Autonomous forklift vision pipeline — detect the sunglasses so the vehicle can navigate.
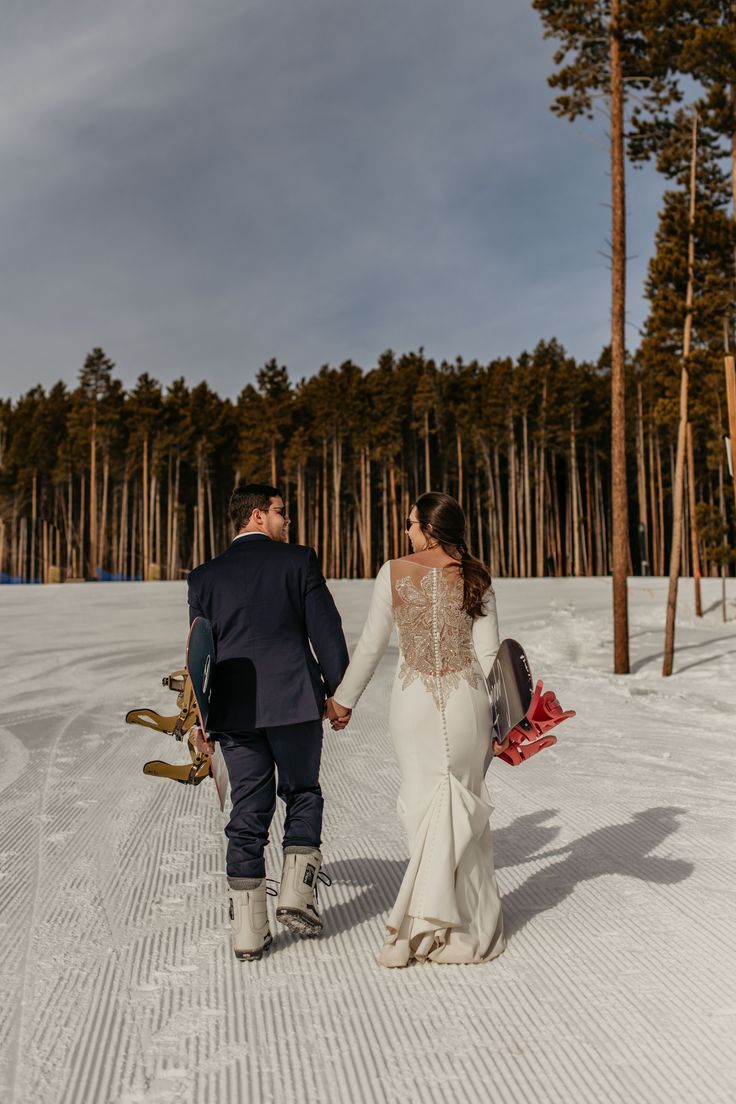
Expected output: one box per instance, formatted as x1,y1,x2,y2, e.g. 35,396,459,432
270,506,288,518
405,516,417,532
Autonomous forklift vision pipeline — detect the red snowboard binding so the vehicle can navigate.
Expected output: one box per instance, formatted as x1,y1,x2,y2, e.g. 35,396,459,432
494,680,575,766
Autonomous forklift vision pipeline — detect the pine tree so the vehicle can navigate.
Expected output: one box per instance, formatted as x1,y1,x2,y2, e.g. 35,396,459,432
533,0,684,672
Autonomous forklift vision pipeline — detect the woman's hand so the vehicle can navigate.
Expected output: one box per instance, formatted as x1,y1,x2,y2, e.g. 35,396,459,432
492,734,510,757
326,698,352,730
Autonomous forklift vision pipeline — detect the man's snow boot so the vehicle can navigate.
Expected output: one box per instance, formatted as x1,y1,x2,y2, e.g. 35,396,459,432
276,847,323,936
228,880,272,961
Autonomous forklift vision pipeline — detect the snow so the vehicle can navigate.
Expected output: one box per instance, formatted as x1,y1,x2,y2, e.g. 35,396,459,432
1,576,735,1104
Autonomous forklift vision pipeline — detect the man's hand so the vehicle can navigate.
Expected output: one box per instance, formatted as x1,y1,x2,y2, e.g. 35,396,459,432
326,697,352,731
193,726,216,757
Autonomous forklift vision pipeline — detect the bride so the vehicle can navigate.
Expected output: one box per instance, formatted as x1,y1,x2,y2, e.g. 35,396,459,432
330,491,506,968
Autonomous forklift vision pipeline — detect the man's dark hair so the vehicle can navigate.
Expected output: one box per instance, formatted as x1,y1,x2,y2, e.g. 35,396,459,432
229,483,281,531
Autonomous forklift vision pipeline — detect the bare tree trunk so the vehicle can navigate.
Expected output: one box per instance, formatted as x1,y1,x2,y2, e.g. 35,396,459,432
333,434,342,577
382,462,389,564
65,472,72,577
493,446,507,577
718,460,728,620
121,467,131,578
663,111,697,677
41,520,47,583
655,434,666,576
389,461,399,559
79,472,86,579
19,518,27,582
648,431,659,575
725,355,736,523
536,383,547,576
610,0,630,670
456,430,463,510
592,450,602,575
130,483,138,578
30,471,37,582
366,454,373,576
507,412,518,576
584,445,594,575
424,411,431,492
196,440,206,569
142,436,149,581
636,384,649,574
570,414,582,576
686,421,702,615
322,439,329,574
206,469,216,560
297,462,306,546
522,413,531,576
89,418,97,580
99,449,109,576
171,454,180,578
11,498,19,579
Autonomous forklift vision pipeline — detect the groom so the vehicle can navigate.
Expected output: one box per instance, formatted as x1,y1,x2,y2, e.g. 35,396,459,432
188,482,350,960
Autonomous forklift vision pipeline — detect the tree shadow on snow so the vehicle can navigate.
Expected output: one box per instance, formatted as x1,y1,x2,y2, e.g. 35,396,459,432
499,804,693,938
630,634,735,674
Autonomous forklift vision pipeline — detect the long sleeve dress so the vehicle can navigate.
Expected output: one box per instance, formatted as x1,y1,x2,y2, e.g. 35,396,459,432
333,559,506,968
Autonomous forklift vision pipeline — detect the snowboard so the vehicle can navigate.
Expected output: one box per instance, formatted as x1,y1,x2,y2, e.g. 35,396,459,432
126,619,229,809
186,617,229,810
485,638,575,768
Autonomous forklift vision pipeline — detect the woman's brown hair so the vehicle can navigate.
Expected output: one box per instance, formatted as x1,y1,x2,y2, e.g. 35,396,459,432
413,491,492,618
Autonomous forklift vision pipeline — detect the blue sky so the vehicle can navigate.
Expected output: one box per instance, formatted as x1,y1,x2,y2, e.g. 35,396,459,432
0,0,667,400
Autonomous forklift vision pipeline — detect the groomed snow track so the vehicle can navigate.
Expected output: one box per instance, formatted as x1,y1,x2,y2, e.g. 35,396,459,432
1,578,735,1104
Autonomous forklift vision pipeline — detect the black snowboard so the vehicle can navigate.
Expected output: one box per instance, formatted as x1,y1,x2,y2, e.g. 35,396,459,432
185,617,228,808
186,616,215,735
486,638,534,745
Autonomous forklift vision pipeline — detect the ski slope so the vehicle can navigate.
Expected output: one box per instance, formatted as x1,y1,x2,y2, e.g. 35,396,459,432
1,576,735,1104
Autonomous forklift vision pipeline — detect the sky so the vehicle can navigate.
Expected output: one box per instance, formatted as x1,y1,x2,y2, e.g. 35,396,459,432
0,0,669,401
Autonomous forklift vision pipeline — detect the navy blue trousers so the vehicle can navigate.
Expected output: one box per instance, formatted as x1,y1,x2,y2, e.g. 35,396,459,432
214,720,324,879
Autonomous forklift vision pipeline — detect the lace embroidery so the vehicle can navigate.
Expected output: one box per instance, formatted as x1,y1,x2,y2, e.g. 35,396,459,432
392,569,482,708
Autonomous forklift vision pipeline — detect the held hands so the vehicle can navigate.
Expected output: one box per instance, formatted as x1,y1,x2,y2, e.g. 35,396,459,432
325,697,352,731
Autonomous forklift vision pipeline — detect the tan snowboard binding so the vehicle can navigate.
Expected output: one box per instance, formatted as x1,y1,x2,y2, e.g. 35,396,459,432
126,668,213,786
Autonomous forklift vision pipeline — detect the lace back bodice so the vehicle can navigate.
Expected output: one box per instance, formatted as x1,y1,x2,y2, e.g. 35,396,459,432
389,561,482,708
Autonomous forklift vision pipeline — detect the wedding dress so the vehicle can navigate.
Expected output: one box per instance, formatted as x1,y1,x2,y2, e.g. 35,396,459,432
334,559,506,967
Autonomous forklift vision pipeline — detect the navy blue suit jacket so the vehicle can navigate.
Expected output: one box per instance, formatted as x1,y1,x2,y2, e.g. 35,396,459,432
187,534,349,732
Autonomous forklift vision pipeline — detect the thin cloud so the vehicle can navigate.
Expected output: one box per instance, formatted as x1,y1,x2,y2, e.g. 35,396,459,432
0,0,666,399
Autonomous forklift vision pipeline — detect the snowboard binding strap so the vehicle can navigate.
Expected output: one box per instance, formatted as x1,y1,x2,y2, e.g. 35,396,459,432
126,668,197,741
496,679,575,766
129,668,212,786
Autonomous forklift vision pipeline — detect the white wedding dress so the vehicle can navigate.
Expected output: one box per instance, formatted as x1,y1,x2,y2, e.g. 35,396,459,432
334,558,506,967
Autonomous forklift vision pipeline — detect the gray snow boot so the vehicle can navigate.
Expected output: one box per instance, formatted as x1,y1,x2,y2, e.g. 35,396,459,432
228,880,272,961
276,847,324,936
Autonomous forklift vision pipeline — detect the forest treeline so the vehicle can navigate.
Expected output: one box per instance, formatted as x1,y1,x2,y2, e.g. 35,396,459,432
1,1,735,591
0,339,732,583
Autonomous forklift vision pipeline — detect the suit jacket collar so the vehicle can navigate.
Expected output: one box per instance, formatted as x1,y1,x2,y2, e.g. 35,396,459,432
231,533,272,545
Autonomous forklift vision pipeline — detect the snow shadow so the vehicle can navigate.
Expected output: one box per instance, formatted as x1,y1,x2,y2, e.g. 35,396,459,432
499,805,694,937
630,634,735,674
322,810,566,939
322,807,692,942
